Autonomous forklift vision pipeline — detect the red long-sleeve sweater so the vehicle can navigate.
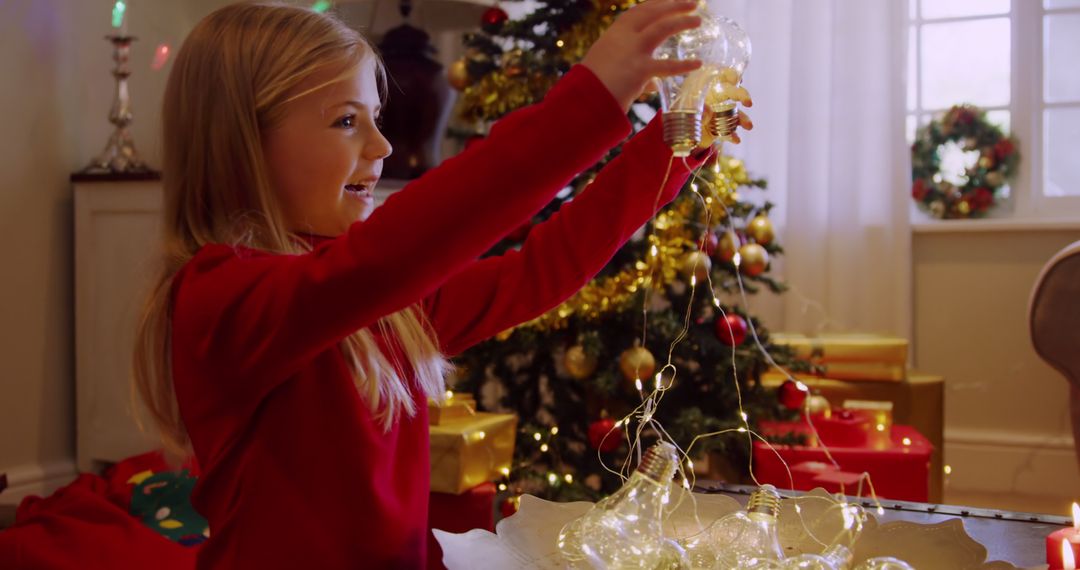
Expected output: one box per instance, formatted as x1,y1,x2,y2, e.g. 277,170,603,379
170,66,707,569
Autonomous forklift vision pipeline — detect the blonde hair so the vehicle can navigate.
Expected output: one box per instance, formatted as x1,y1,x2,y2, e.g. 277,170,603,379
134,2,449,458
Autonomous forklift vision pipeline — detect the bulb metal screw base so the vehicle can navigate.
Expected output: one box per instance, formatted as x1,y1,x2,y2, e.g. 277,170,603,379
636,441,678,484
708,103,740,139
662,111,702,158
747,484,781,518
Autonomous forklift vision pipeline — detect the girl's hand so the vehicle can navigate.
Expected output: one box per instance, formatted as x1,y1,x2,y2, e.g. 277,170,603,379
700,83,753,146
582,0,704,112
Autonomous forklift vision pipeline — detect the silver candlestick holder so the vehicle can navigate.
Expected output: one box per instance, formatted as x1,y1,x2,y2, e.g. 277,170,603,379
80,35,153,174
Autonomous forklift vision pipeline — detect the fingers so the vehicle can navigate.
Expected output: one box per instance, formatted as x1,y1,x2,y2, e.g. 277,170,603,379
621,0,698,31
739,110,753,130
728,132,742,144
732,85,752,107
641,13,702,52
650,58,703,78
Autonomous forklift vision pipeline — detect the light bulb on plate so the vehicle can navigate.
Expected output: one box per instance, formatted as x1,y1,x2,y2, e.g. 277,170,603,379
705,15,751,140
777,501,867,569
653,2,723,156
678,484,785,569
557,441,689,569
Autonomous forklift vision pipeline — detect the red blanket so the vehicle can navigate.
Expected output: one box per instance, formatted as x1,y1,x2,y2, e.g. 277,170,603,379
0,452,201,570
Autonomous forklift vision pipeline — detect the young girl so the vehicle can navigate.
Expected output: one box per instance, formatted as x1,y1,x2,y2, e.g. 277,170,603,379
134,1,748,567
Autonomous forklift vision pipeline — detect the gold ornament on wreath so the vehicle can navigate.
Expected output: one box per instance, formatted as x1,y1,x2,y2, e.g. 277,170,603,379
911,104,1019,219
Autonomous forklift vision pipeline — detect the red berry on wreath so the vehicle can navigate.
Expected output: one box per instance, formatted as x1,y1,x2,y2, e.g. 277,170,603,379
481,7,509,34
715,314,748,347
911,179,927,201
778,379,808,410
588,417,623,452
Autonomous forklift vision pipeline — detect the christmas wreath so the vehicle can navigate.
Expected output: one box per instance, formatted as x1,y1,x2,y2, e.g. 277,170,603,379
911,104,1019,219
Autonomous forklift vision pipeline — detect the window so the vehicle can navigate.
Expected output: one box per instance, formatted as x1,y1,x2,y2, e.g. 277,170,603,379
907,0,1080,219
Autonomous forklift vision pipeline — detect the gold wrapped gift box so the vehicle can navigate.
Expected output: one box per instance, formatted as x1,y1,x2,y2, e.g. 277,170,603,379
429,411,517,495
428,392,478,425
770,333,908,382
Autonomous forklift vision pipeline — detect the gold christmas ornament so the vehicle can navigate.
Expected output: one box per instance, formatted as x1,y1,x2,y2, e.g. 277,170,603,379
807,395,831,417
978,155,994,170
619,346,656,382
448,58,470,91
717,231,740,263
564,345,599,380
738,243,769,277
682,250,712,283
746,214,774,245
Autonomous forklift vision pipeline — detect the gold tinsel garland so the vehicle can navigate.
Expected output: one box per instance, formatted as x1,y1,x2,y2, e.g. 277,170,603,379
496,157,751,339
457,0,639,122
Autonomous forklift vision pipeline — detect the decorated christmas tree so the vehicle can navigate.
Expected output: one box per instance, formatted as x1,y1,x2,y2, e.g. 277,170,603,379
446,0,808,506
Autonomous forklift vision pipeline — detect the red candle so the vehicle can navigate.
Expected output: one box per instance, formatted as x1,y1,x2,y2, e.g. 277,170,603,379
1047,503,1080,570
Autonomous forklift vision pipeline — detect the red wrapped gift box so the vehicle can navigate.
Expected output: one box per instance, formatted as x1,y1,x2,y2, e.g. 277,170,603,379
427,482,496,570
753,421,932,502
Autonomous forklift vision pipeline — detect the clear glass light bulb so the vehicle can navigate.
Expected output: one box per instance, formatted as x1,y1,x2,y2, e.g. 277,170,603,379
779,545,854,570
653,2,722,156
679,484,785,569
705,15,752,139
853,557,915,570
557,441,688,569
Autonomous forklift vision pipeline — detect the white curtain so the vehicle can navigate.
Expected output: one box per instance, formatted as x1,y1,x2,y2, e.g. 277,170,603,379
708,0,912,339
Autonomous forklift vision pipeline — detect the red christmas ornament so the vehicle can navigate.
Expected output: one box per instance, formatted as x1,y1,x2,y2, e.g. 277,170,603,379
702,232,719,256
715,314,748,347
481,6,509,33
588,417,623,453
778,379,808,410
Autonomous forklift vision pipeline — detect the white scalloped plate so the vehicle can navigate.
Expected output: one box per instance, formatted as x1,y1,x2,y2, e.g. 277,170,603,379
434,488,1019,569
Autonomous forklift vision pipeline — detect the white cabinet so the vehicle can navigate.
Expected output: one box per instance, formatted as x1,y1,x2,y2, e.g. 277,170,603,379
74,178,164,472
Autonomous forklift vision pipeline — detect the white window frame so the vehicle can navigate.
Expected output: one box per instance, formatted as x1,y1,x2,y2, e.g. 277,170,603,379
908,0,1080,224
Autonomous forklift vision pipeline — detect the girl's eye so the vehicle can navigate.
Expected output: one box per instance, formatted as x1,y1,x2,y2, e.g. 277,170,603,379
333,114,357,129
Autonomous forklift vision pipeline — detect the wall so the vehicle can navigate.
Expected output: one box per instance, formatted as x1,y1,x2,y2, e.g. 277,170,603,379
913,225,1080,513
0,0,232,503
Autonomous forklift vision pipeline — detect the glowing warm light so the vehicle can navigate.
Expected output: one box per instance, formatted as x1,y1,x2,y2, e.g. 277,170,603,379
737,427,747,433
1065,540,1076,570
500,467,510,477
550,426,559,435
650,245,659,257
686,459,694,470
901,437,912,446
445,390,454,400
690,275,697,287
540,443,549,452
151,44,171,70
547,473,558,485
564,474,573,484
635,378,643,391
876,423,886,432
740,412,748,421
733,252,742,267
533,432,542,441
795,381,809,392
498,483,507,491
1072,502,1080,529
944,465,952,475
556,40,565,48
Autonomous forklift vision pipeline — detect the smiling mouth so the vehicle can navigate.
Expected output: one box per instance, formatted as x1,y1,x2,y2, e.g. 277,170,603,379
345,184,374,200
